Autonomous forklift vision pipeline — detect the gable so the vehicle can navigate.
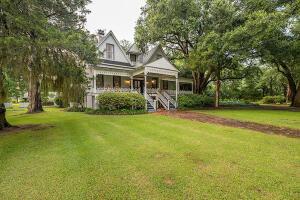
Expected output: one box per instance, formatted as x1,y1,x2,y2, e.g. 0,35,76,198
145,57,179,72
98,31,131,65
143,45,167,64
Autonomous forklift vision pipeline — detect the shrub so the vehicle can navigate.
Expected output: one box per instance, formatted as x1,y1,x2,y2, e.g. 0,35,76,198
178,94,214,108
97,92,145,111
54,97,64,108
261,96,285,104
219,98,258,107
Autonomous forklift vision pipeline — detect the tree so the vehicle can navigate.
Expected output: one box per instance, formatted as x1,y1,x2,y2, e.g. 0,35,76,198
135,0,207,93
229,0,300,106
0,0,99,128
4,72,27,103
135,0,250,98
120,39,132,52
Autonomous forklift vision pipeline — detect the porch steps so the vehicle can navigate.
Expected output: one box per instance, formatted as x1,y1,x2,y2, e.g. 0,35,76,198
147,100,155,112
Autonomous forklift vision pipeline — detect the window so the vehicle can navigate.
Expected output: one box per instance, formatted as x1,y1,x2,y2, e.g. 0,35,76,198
130,54,137,63
106,44,114,60
150,78,158,88
113,76,121,88
96,74,104,88
162,80,169,90
180,83,192,91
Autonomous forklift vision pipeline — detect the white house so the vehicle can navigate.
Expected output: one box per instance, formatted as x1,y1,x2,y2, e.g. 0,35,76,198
85,31,193,112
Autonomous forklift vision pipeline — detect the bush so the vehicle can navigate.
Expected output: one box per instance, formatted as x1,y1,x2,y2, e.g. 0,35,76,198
261,96,285,104
97,92,145,111
220,98,258,107
54,97,64,108
178,94,214,109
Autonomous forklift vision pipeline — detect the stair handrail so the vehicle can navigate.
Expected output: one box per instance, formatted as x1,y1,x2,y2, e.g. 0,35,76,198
156,91,169,110
162,90,177,108
145,92,156,111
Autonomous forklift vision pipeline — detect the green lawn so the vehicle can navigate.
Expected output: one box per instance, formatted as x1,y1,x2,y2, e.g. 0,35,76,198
0,108,299,199
197,109,300,130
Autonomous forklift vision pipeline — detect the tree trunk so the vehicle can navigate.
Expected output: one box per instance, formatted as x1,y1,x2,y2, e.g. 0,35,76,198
293,85,300,107
215,70,221,108
215,79,221,108
0,103,11,129
286,84,292,103
28,72,43,113
192,70,211,94
277,62,298,107
0,69,11,130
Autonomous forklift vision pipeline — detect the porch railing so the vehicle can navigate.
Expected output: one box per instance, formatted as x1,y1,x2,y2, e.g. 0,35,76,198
96,87,139,93
157,91,169,110
145,92,156,111
162,91,177,108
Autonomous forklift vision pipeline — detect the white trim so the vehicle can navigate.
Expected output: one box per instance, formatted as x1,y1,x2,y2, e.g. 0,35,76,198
145,66,178,77
96,70,130,77
99,31,132,64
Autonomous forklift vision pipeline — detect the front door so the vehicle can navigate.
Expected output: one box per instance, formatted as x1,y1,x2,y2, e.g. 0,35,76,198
133,80,145,94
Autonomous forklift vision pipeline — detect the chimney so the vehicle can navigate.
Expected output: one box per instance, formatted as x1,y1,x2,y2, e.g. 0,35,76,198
96,29,105,43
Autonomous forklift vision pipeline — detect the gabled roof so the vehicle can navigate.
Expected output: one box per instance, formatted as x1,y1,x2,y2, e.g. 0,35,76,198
98,31,132,65
143,45,167,65
145,57,179,72
127,44,141,54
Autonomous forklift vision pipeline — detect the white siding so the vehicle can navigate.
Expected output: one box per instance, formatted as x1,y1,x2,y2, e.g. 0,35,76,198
98,35,129,63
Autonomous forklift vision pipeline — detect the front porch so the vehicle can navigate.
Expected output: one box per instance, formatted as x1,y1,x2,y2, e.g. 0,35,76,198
86,57,193,111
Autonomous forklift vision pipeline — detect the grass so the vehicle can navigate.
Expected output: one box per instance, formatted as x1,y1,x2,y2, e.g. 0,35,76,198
196,109,300,130
0,107,299,199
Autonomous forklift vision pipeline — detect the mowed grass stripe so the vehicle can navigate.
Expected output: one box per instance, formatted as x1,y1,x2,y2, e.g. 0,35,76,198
0,108,299,199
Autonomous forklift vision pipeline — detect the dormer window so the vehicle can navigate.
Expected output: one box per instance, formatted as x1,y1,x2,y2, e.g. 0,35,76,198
106,43,114,60
130,54,137,63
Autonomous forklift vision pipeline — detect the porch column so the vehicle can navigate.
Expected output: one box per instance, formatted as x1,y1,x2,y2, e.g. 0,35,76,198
144,73,147,97
158,77,161,90
175,76,179,104
130,76,133,92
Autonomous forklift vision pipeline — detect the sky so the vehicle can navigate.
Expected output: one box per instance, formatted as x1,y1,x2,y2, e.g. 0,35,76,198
85,0,146,42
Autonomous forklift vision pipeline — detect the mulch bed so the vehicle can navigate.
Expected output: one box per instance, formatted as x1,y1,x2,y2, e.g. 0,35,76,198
158,111,300,138
0,124,55,135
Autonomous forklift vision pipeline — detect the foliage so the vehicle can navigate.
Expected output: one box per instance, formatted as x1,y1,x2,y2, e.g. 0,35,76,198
219,99,258,107
228,0,300,106
119,39,132,52
261,96,286,104
178,94,214,109
54,97,64,108
0,0,100,114
97,92,145,111
3,71,27,102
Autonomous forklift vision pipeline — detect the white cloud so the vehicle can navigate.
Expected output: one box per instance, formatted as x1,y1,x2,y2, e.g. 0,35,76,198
85,0,146,42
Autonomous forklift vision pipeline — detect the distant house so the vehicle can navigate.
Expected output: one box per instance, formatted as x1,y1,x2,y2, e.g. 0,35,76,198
85,31,193,112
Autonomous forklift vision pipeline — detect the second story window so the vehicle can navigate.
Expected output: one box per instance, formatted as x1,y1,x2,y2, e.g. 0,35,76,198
130,54,137,63
106,43,114,60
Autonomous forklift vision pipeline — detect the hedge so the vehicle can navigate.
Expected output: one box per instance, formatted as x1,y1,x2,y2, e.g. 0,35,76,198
178,94,214,108
261,96,285,104
97,92,145,111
